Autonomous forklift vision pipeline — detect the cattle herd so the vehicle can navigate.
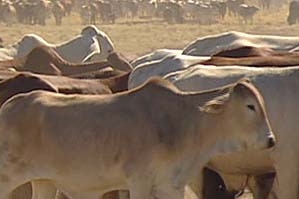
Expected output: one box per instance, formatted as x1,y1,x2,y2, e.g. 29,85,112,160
1,23,299,199
0,0,297,25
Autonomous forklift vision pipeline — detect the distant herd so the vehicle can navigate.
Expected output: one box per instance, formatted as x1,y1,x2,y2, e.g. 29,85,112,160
0,0,297,25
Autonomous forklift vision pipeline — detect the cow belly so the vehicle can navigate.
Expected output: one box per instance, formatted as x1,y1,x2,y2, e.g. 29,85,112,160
207,150,274,175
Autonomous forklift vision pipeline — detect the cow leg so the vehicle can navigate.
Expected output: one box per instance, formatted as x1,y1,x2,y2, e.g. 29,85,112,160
10,183,32,199
31,180,57,199
0,158,33,199
0,169,30,199
61,190,101,199
128,176,153,199
274,150,299,199
118,190,129,199
248,173,276,199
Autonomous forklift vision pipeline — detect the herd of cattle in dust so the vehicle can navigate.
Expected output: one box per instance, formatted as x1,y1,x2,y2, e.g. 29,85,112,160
2,22,299,199
0,0,299,25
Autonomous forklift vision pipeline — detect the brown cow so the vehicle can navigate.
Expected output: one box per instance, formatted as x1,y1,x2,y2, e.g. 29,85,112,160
0,71,132,95
212,46,274,58
200,53,299,67
19,45,132,76
0,73,57,106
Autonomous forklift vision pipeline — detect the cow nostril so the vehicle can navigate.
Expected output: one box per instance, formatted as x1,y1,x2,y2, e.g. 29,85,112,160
268,137,275,148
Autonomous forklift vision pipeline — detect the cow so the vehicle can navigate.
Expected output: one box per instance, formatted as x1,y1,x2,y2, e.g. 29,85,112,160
52,0,65,26
130,49,184,68
0,71,132,199
199,53,299,67
237,4,259,24
18,45,132,75
0,72,58,106
0,25,115,65
0,0,17,25
212,46,274,58
164,65,299,199
227,0,244,16
0,77,274,199
0,70,131,95
287,1,299,25
182,31,299,56
128,53,210,89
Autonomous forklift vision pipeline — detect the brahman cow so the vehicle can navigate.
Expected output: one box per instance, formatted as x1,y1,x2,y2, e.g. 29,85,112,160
128,53,210,89
199,52,299,67
18,45,132,75
0,77,274,199
212,46,274,58
0,25,114,65
0,71,131,95
0,71,132,199
164,65,299,199
182,31,299,56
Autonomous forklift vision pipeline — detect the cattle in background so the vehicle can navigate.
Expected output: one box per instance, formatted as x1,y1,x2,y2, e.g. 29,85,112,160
0,0,17,25
259,0,271,9
137,0,155,18
52,0,65,25
227,0,244,16
237,4,259,24
80,4,91,25
60,0,74,16
119,0,138,20
162,1,184,24
13,0,50,25
287,1,299,25
211,0,227,20
95,0,115,24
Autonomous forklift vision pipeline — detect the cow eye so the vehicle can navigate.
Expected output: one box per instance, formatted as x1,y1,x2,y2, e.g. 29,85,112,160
247,104,256,112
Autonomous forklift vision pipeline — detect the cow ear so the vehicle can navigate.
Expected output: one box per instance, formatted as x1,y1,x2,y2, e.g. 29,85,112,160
200,93,230,114
201,103,224,114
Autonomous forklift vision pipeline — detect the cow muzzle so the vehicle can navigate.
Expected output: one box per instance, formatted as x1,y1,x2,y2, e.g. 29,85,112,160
267,135,275,149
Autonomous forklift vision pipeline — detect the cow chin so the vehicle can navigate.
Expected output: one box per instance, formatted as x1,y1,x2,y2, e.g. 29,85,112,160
245,132,276,151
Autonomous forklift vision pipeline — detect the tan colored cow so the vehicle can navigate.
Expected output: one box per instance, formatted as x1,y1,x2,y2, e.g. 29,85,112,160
0,78,274,199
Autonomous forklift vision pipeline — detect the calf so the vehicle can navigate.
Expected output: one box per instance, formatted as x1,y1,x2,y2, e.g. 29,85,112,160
0,77,274,199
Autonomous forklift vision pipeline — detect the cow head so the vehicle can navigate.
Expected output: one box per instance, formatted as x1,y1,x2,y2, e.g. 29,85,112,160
201,79,275,152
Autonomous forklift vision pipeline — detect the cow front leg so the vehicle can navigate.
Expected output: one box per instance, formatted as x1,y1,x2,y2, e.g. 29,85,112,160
31,180,57,199
274,150,299,199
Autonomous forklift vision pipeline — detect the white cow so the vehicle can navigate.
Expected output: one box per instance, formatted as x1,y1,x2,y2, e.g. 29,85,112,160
0,77,274,199
0,25,114,66
130,49,183,68
128,53,210,89
182,31,299,56
164,65,299,199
